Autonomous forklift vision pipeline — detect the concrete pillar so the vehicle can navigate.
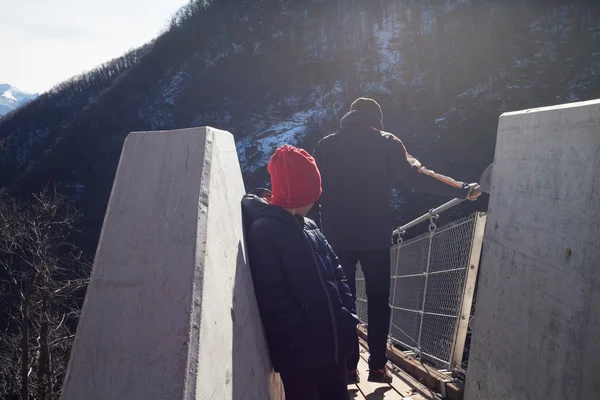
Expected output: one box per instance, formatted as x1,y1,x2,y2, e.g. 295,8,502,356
60,127,283,400
465,100,600,400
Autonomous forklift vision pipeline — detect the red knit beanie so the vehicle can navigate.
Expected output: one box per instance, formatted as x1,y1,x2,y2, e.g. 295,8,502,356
267,145,322,209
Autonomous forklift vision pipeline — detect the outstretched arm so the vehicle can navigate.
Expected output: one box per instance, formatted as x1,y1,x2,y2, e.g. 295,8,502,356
385,133,480,200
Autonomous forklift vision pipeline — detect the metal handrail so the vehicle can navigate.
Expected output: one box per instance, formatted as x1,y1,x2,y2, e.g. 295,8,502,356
393,197,464,236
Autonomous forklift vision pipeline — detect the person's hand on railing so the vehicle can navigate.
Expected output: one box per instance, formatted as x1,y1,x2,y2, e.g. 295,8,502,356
465,183,482,201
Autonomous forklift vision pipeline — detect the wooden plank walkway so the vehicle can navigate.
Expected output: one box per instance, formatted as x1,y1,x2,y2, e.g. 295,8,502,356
349,342,436,400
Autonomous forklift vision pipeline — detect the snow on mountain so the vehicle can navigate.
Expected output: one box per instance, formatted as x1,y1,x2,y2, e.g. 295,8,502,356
0,84,38,116
235,6,407,176
236,82,346,174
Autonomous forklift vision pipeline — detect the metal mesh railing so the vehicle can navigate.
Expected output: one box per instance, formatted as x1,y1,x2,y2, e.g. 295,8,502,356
355,268,368,325
355,212,485,371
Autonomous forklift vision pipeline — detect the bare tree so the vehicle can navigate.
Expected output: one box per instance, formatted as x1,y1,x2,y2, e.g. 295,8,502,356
0,187,90,400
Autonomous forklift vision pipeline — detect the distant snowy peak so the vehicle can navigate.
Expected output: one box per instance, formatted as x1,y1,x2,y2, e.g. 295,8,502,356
0,84,38,116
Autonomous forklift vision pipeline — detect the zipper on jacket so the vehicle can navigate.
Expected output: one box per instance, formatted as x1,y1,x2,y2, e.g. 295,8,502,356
302,230,339,365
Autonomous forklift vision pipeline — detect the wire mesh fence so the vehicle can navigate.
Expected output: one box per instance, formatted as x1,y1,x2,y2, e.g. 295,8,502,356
355,269,368,325
355,212,485,371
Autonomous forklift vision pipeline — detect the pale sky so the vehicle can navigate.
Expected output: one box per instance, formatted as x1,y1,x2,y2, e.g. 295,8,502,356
1,0,191,94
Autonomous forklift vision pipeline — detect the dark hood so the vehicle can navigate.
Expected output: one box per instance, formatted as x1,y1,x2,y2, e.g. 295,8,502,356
247,187,271,197
340,110,383,131
241,193,300,226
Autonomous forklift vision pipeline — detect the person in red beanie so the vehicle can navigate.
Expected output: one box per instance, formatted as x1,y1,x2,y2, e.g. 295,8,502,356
242,145,359,400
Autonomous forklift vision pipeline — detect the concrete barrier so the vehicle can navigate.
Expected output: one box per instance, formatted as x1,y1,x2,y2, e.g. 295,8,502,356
465,100,600,400
61,127,283,400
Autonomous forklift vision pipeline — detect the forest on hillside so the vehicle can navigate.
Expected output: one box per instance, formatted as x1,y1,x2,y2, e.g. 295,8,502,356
1,0,599,249
1,0,600,397
0,0,600,241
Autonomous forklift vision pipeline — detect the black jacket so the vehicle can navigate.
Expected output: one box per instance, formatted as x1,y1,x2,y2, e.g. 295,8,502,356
242,193,359,372
312,110,471,251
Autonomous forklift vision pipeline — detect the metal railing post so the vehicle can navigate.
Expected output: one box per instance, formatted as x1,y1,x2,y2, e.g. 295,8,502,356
449,212,487,371
415,212,438,358
388,235,403,343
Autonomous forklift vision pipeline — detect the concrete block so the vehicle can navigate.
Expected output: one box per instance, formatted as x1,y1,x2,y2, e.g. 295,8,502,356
465,100,600,400
61,127,283,400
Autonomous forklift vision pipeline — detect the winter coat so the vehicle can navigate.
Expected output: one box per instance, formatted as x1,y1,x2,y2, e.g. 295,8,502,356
311,110,471,251
242,193,359,372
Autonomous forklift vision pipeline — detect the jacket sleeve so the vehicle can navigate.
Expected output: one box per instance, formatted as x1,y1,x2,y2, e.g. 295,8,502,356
327,243,356,314
247,231,309,349
385,133,471,198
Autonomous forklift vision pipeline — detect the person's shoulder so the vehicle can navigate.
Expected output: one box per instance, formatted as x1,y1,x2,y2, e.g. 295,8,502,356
317,131,341,148
250,214,284,231
249,214,304,252
321,130,340,141
303,217,320,231
248,215,283,243
303,218,328,244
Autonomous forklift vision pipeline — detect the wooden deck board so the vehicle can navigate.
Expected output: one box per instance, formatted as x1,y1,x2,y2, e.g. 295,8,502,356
386,364,435,400
357,327,463,400
348,384,367,399
351,340,436,400
355,353,404,399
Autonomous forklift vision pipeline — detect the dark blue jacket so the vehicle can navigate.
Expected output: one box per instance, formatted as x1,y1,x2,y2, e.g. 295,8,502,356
242,193,359,372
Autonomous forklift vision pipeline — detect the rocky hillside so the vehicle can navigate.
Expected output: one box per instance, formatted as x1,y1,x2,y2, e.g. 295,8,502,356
0,84,37,116
1,0,600,250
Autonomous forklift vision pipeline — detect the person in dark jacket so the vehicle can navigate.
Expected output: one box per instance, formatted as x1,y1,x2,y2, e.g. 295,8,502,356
310,97,481,384
242,145,360,400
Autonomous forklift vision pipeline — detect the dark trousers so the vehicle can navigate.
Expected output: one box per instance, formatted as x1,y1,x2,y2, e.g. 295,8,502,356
336,249,391,371
279,363,349,400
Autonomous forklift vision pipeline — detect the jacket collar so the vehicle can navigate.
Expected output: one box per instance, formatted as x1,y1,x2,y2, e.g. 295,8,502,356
242,193,305,227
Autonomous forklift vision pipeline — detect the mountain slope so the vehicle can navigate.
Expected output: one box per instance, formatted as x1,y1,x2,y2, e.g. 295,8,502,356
0,45,150,183
1,0,600,250
0,84,38,116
